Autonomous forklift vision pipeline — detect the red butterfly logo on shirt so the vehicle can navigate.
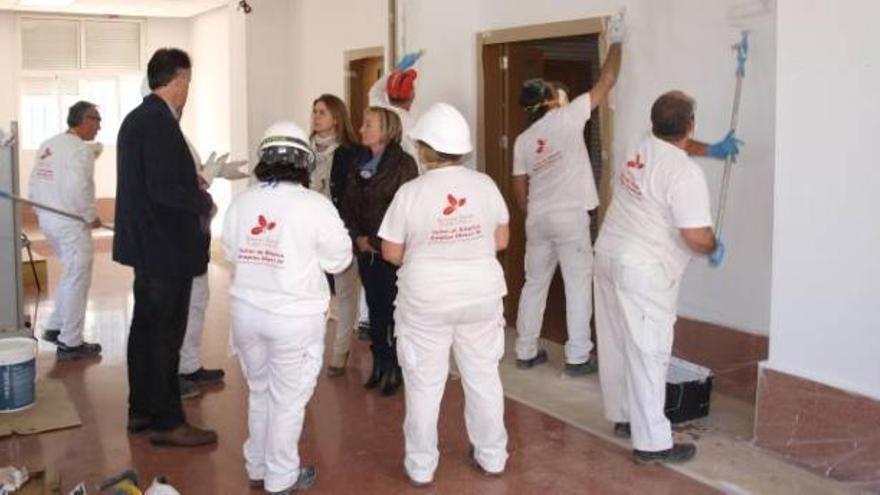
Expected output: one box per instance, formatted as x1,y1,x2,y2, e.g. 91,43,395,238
250,215,277,235
536,139,547,154
626,153,645,169
442,194,467,216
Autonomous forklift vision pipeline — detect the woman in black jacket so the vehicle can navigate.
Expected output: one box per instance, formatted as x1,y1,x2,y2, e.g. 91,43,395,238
342,106,418,396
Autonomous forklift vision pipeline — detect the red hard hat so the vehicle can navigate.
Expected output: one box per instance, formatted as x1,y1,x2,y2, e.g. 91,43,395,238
387,69,418,103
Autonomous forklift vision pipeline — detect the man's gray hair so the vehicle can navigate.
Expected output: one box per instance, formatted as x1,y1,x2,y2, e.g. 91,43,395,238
67,101,97,128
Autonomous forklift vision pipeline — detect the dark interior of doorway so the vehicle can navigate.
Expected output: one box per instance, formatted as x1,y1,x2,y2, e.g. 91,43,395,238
483,34,603,348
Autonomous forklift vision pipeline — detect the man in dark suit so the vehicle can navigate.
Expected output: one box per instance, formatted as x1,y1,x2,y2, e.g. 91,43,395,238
114,48,217,446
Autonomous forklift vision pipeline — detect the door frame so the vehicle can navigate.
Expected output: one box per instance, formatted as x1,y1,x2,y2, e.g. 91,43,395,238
475,17,615,219
343,46,385,109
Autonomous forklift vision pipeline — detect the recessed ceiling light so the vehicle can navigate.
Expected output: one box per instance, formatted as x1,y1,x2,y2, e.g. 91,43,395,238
18,0,77,7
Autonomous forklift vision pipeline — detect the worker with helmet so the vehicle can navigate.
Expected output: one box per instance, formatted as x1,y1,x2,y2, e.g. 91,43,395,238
511,15,625,376
222,121,352,494
379,103,510,486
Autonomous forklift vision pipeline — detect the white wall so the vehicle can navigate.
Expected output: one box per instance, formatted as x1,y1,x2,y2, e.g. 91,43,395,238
243,0,295,166
403,0,776,335
767,0,880,400
0,12,15,130
287,0,386,127
189,5,236,233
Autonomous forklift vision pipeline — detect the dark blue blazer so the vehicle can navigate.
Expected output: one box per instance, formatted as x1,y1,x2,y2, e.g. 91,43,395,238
113,94,213,278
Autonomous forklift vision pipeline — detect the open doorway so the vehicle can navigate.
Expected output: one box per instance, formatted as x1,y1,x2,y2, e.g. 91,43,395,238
345,47,385,132
479,19,611,347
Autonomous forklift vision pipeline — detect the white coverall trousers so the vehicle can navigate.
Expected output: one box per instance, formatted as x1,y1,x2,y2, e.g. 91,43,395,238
231,298,325,492
42,218,93,347
594,253,679,452
515,208,593,364
396,300,509,484
179,273,209,374
328,261,360,367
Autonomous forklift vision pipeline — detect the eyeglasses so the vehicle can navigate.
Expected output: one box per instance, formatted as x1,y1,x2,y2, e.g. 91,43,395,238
85,115,102,123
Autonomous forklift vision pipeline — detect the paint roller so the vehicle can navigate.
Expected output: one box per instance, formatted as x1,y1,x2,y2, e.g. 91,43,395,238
714,31,750,238
0,189,114,231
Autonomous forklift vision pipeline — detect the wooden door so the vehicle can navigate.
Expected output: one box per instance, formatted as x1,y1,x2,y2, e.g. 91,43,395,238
348,56,384,133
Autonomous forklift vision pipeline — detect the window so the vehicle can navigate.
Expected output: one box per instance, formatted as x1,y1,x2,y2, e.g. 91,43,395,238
18,16,144,149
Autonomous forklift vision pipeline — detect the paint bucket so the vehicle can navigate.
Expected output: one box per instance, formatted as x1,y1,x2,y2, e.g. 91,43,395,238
0,338,37,413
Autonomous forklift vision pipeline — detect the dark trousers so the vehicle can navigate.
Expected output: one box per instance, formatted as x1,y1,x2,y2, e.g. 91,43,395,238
128,271,193,431
357,253,398,367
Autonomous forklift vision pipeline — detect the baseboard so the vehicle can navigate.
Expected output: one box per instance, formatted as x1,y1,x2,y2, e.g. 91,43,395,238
754,367,880,484
673,318,768,404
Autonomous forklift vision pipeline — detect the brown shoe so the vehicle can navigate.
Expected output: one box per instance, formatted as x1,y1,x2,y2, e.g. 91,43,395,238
149,423,217,447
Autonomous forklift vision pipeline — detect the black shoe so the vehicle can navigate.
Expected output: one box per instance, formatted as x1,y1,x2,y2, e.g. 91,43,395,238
127,414,152,434
613,422,631,438
380,365,402,396
180,367,225,385
516,349,548,370
248,479,263,489
564,358,598,377
56,342,102,361
356,322,371,341
42,329,60,343
364,360,384,389
634,443,697,465
179,378,201,400
266,465,317,494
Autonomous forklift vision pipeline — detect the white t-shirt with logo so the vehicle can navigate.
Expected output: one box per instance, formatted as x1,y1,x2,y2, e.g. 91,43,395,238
222,183,353,316
28,132,97,228
596,134,713,278
378,166,509,314
512,93,596,216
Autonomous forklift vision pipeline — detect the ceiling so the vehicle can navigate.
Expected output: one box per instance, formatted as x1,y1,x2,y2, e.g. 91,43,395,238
0,0,230,18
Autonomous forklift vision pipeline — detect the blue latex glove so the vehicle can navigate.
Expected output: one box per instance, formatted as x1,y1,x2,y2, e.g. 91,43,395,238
396,51,424,71
707,131,742,160
708,239,726,268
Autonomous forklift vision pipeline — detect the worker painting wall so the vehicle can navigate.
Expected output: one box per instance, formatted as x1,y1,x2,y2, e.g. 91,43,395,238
768,0,880,400
402,0,776,336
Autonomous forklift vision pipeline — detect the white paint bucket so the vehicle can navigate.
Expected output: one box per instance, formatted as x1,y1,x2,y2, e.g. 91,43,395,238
0,337,37,413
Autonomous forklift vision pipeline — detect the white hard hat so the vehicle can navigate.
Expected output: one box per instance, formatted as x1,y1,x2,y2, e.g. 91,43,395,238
409,102,472,155
258,120,316,171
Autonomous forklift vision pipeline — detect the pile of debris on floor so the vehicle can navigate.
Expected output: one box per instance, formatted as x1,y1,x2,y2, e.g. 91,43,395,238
1,467,179,495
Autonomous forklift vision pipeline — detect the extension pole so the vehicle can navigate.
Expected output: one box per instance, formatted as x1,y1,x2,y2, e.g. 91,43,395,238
0,189,113,230
715,31,749,238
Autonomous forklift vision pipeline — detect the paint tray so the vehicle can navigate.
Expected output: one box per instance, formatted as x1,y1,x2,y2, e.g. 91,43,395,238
664,357,713,423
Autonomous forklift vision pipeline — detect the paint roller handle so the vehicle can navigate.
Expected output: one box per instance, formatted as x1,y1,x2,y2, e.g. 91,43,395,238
0,189,107,229
735,31,750,77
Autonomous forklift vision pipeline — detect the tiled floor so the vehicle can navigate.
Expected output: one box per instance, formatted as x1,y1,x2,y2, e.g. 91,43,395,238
1,238,717,494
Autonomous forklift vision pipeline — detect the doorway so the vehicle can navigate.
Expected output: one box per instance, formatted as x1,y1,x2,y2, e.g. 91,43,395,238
345,47,385,132
479,19,612,347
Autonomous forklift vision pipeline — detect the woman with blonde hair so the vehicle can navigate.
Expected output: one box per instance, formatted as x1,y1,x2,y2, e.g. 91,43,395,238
342,106,418,396
309,94,363,376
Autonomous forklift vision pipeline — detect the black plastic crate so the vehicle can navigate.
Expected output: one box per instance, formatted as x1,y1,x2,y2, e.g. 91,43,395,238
664,357,713,424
